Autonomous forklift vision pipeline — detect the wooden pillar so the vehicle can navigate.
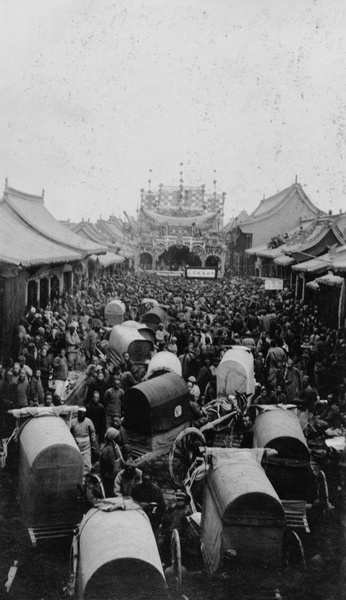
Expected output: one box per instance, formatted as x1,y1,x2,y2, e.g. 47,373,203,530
37,278,40,306
302,273,306,303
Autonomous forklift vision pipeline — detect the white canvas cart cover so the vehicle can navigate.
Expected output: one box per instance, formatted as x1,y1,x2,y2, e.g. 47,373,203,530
145,351,182,379
104,299,125,327
18,414,83,532
201,449,285,574
77,497,166,600
108,324,154,365
216,347,255,397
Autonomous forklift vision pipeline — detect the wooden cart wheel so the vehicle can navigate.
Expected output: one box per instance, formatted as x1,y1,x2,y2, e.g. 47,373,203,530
169,427,206,487
66,534,79,597
170,528,182,596
317,470,332,510
285,530,306,570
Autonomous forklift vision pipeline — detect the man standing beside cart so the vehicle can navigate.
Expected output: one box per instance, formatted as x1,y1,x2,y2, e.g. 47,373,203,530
70,407,98,479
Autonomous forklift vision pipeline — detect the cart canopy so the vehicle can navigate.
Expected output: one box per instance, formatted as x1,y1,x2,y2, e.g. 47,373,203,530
78,498,166,600
201,449,285,574
253,407,310,461
145,351,182,380
216,347,255,397
104,299,125,327
121,321,156,345
141,307,167,332
123,372,190,436
18,415,83,529
108,325,154,365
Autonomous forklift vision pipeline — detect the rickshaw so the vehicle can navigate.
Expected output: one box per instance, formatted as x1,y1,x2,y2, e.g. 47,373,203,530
7,406,83,546
104,299,126,327
145,350,182,380
67,497,168,600
252,406,329,530
108,324,154,366
122,372,191,461
140,306,167,332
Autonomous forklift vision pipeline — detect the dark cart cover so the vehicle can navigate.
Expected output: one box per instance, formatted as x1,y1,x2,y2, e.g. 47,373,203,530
253,407,310,500
123,373,190,455
141,307,167,332
201,449,285,574
123,372,190,435
77,497,167,600
18,415,83,529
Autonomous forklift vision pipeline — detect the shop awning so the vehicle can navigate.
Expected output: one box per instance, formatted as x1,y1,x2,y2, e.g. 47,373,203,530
315,273,344,287
291,254,331,273
274,254,295,266
90,252,125,267
306,280,320,290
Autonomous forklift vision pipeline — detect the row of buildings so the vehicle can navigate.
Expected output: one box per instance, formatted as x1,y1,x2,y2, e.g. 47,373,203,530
225,180,346,329
1,176,346,362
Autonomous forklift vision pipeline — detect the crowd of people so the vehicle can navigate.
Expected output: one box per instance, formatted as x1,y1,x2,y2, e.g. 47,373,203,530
1,270,346,546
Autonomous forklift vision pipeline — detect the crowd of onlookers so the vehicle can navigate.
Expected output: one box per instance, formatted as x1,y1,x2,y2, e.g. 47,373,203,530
1,271,346,443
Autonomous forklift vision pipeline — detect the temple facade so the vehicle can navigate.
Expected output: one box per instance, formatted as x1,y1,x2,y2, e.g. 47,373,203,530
136,179,227,273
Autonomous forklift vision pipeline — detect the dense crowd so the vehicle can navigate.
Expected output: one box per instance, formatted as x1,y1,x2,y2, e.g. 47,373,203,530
1,271,346,533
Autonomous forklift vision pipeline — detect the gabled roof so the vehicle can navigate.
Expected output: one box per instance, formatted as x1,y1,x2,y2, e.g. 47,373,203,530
72,221,118,249
141,208,220,227
223,210,248,233
2,183,106,255
285,221,344,263
247,183,321,222
0,198,82,267
96,219,136,257
235,184,322,247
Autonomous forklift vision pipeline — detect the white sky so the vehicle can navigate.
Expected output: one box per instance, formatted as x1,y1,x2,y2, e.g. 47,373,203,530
1,0,346,224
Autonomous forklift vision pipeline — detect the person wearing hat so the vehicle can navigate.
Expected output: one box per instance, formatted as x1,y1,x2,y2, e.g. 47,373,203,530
187,376,200,401
71,407,97,479
132,469,166,539
113,458,142,498
99,427,125,497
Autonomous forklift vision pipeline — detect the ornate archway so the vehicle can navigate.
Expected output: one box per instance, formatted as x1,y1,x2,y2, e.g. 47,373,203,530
139,252,153,269
205,254,220,267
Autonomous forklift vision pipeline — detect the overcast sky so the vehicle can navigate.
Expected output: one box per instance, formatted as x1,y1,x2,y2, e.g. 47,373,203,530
1,0,346,224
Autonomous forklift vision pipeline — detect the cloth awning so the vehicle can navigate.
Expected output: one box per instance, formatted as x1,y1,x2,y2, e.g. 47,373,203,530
315,273,344,287
244,244,267,256
273,254,295,266
306,281,320,290
90,252,125,267
291,254,331,273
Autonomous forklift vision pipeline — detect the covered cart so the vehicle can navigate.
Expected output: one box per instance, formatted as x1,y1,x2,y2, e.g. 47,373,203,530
216,346,255,398
9,406,83,545
145,351,182,380
253,407,311,502
104,299,126,326
252,406,329,531
68,497,167,600
108,324,154,365
123,372,190,459
201,448,286,574
139,298,159,317
141,306,167,332
121,320,156,345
